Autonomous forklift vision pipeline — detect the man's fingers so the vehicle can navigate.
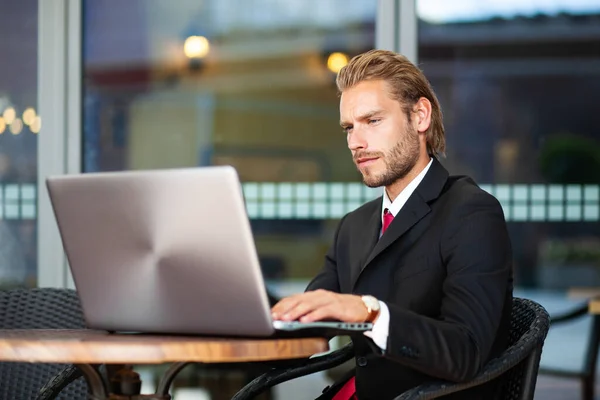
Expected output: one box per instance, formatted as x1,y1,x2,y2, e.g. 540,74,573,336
271,296,301,318
299,306,337,323
279,300,317,321
299,294,366,323
271,291,334,321
278,294,328,321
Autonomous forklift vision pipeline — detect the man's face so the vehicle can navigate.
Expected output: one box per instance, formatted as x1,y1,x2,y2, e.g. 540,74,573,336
340,79,421,188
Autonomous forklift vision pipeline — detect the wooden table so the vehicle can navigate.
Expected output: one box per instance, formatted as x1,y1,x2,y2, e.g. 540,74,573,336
564,287,600,314
0,329,328,400
567,287,600,300
567,288,600,314
589,299,600,314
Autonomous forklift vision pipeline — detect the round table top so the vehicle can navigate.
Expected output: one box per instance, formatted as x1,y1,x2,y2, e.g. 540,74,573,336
0,329,329,364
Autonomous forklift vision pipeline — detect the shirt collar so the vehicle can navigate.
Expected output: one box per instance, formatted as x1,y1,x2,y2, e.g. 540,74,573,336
382,158,434,222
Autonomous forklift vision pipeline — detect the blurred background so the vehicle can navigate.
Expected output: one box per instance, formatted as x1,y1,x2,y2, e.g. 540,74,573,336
1,0,599,398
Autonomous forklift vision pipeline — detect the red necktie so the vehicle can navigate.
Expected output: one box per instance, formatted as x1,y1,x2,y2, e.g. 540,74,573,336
332,210,394,400
382,208,394,234
331,376,357,400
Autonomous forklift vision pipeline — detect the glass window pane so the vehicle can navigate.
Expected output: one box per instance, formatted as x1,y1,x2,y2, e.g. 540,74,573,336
417,2,600,290
0,1,38,288
82,1,376,284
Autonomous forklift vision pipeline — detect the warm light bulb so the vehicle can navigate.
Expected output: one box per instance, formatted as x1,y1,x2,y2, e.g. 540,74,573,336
9,118,23,135
0,117,5,134
30,116,41,134
2,107,16,125
22,107,36,125
327,52,349,74
184,36,210,59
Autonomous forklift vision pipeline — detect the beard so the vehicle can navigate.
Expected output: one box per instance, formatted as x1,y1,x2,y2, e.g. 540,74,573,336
354,125,420,188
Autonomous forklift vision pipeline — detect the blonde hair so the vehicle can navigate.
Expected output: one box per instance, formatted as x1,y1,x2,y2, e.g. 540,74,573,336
336,49,445,157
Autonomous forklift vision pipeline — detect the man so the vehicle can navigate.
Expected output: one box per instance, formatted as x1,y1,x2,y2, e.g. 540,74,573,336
271,49,513,399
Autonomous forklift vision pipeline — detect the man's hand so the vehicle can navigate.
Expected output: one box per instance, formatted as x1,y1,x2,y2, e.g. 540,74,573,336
271,289,369,323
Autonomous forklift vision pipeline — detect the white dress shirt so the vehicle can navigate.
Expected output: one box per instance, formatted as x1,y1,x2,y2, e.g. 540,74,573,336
363,158,434,350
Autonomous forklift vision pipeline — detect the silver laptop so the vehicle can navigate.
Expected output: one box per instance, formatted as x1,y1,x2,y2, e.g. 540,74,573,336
46,166,372,337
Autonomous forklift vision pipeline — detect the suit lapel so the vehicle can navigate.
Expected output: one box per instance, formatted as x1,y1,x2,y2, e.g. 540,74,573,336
363,193,430,268
351,158,450,289
349,203,381,289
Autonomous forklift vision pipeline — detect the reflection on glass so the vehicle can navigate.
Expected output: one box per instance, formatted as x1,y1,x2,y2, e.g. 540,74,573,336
9,118,23,135
327,52,350,73
82,0,376,291
416,1,600,291
0,0,39,288
30,116,41,134
22,107,36,126
2,107,16,125
183,35,210,59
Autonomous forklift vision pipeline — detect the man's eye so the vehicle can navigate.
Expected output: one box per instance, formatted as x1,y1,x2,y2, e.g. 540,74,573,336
342,126,353,133
368,119,380,124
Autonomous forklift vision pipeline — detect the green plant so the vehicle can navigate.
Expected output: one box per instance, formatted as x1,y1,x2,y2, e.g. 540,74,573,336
538,133,600,184
540,238,600,267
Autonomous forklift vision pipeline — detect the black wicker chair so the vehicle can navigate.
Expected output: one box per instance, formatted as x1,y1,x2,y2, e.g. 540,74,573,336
232,297,550,400
538,302,599,400
0,287,89,400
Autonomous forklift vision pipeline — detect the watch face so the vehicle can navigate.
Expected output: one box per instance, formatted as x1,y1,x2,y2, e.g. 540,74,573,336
363,295,379,310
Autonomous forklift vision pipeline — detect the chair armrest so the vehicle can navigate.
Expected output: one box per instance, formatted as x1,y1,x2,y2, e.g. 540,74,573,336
231,342,355,400
36,365,85,400
393,352,530,399
393,328,547,399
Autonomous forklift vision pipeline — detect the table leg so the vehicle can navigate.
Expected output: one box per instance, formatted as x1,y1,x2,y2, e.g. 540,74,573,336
75,362,190,400
74,364,109,400
109,365,142,395
155,362,191,396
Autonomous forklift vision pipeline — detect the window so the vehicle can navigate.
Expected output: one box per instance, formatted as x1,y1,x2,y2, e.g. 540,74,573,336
0,0,39,288
82,0,377,283
417,1,600,288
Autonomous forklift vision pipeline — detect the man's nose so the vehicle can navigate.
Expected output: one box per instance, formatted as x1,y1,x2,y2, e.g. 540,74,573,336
347,129,367,151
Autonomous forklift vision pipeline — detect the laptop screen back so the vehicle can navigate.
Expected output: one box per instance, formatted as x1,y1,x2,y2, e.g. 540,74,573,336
46,166,274,336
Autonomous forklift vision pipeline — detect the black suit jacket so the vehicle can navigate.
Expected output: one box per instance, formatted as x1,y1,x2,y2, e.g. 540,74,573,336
308,159,513,400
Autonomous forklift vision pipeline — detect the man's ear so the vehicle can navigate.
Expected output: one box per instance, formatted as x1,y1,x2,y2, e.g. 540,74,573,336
414,97,432,134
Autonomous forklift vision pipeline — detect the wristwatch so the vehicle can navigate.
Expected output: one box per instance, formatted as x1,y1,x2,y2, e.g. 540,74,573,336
361,295,381,323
